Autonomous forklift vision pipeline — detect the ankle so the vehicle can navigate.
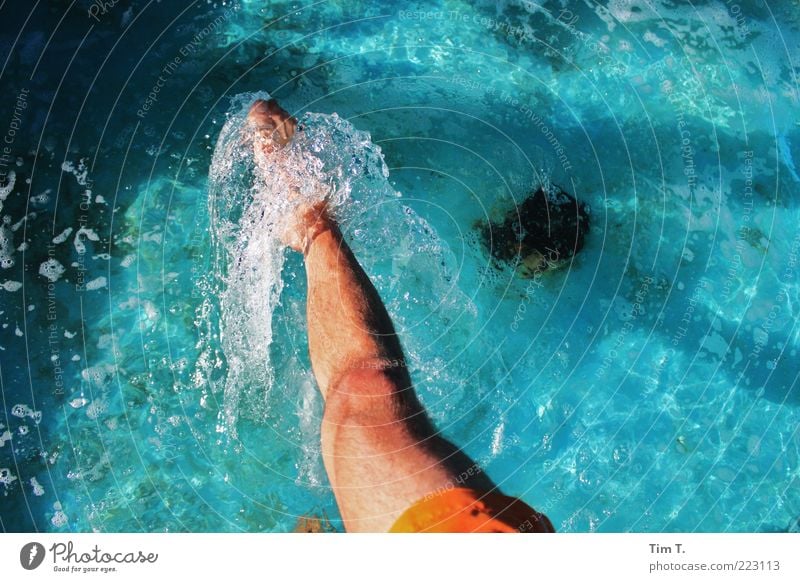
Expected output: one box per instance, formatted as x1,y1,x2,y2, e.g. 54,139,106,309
303,212,338,255
289,202,337,255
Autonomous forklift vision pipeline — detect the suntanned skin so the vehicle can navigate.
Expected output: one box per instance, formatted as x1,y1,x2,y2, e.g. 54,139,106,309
247,99,493,531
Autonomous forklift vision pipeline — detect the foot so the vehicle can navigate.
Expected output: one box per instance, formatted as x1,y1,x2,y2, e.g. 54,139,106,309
284,201,336,255
246,100,332,253
247,98,297,155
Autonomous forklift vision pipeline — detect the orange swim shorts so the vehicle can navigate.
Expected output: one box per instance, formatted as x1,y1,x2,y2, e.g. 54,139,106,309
389,487,555,533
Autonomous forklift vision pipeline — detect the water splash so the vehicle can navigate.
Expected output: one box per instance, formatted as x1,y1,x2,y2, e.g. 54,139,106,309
204,92,398,439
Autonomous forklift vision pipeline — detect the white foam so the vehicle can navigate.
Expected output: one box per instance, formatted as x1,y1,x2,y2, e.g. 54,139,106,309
11,403,32,418
0,223,15,269
140,300,159,328
52,227,73,244
296,374,323,487
643,30,666,48
51,501,67,527
39,258,66,282
12,404,42,424
491,420,506,456
85,276,107,290
61,159,89,186
86,399,107,420
30,476,44,496
0,170,15,205
74,227,100,255
0,467,17,487
69,397,89,409
10,213,30,232
31,189,50,205
81,363,115,387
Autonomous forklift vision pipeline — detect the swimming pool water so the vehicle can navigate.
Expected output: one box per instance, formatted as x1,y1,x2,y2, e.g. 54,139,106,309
0,0,798,532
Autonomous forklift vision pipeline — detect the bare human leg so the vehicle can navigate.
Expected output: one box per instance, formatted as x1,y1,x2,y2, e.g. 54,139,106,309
246,99,551,533
293,205,492,531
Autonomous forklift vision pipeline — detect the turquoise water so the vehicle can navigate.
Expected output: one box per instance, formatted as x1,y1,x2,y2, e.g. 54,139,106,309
1,0,798,532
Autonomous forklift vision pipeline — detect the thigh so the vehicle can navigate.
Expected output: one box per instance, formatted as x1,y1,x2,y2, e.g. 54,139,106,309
320,367,459,532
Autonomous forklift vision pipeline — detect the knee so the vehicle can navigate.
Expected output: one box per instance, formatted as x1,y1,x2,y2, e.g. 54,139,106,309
324,364,405,426
325,363,397,417
333,360,410,395
320,365,414,461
